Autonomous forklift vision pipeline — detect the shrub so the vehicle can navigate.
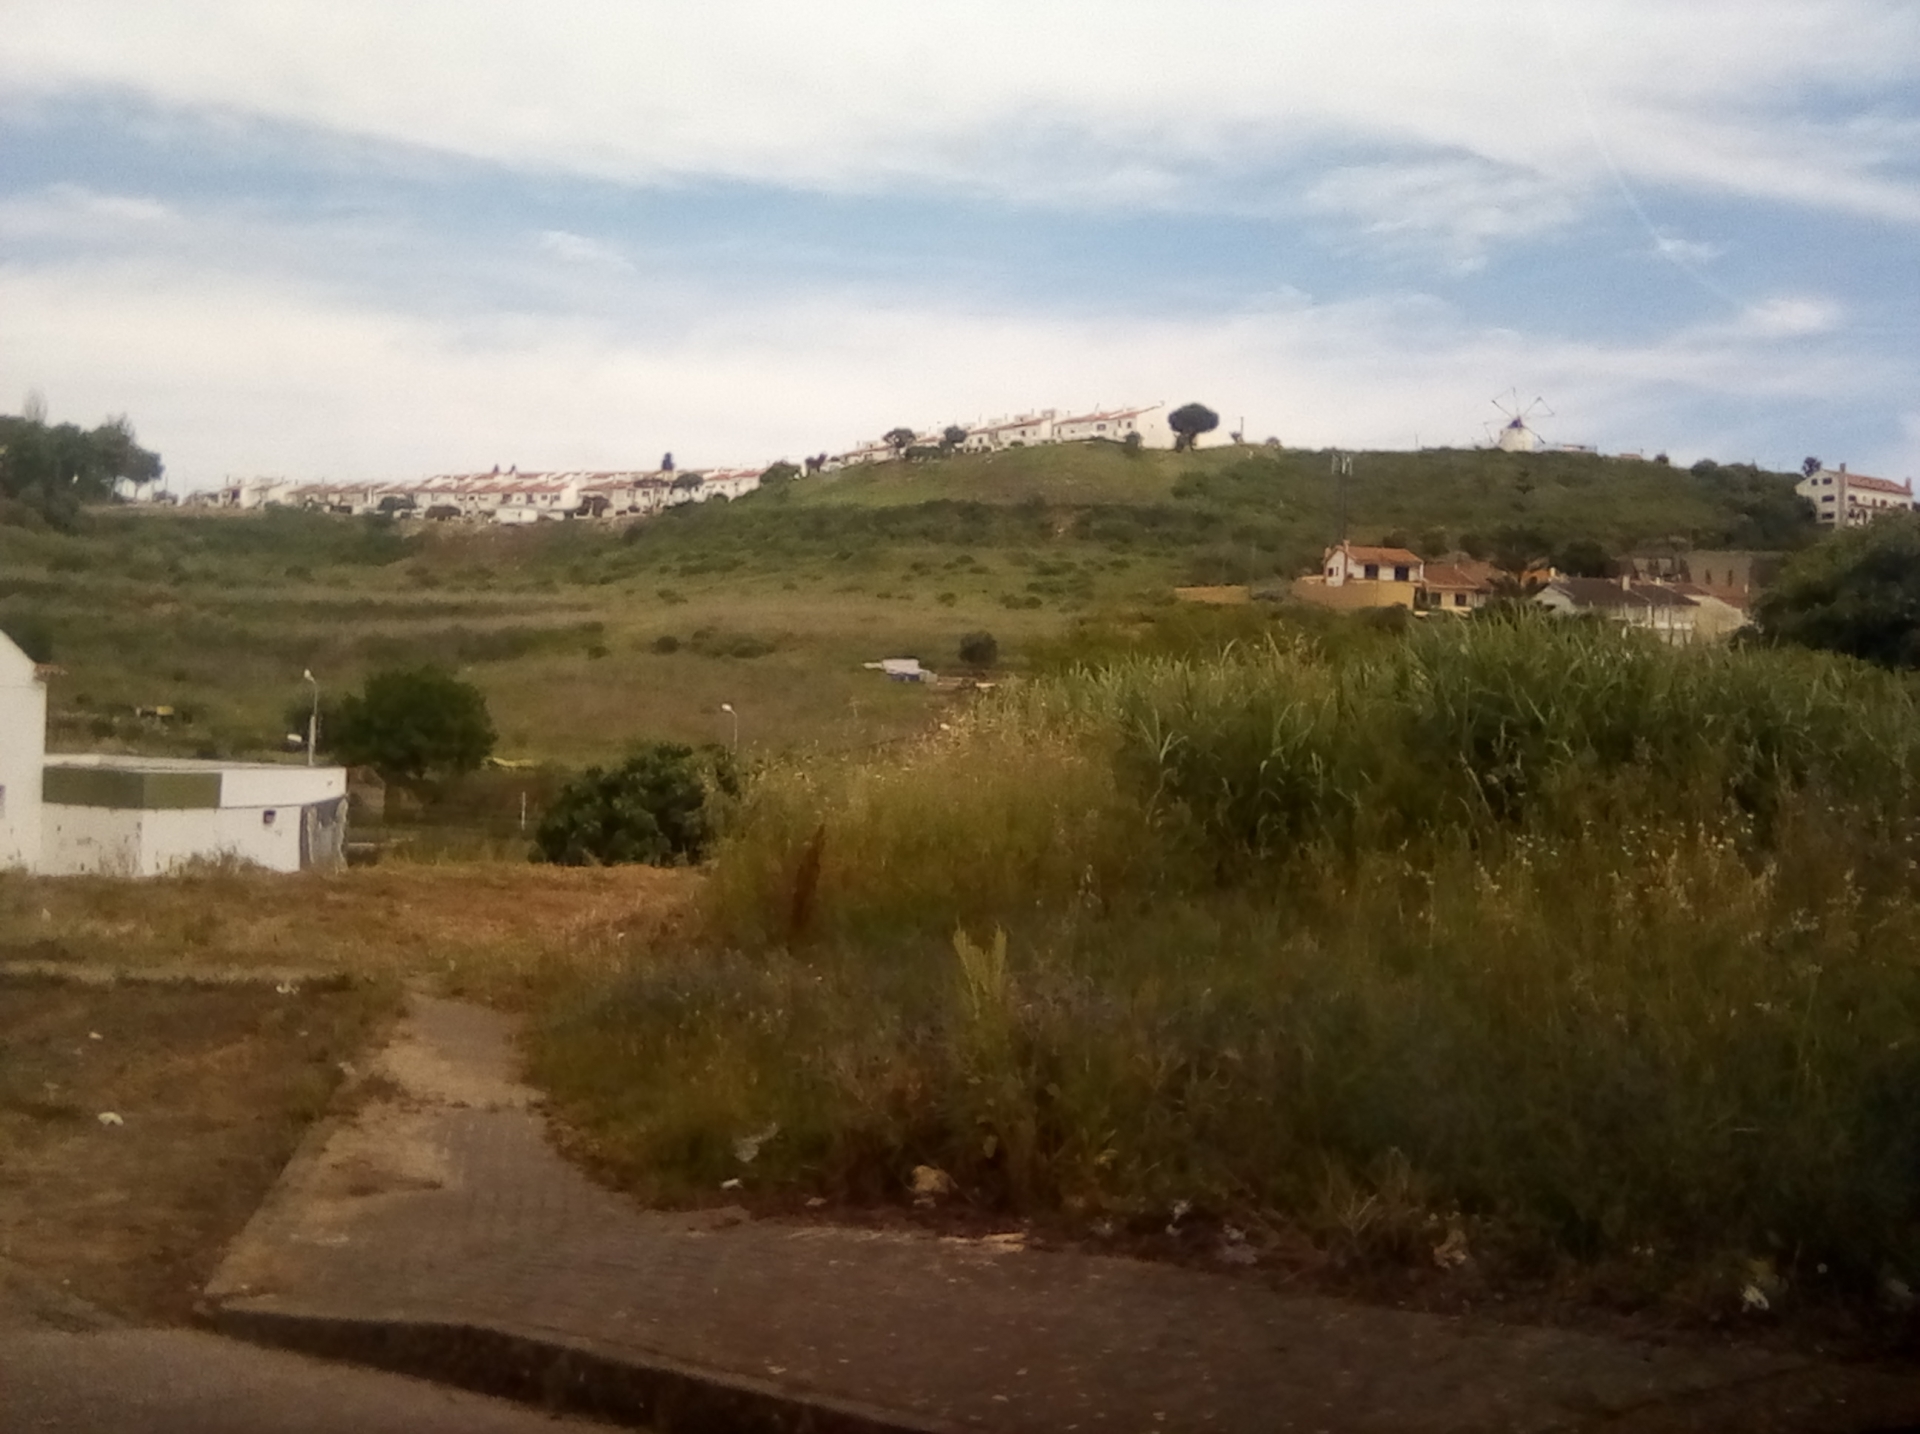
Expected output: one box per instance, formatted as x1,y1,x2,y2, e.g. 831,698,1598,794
533,743,736,866
958,630,999,668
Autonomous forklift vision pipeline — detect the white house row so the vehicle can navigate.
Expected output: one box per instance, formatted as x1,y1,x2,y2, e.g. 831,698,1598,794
834,402,1190,467
173,466,767,522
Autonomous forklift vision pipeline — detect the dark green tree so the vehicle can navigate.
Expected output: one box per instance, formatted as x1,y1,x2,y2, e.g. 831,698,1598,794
0,410,162,530
1754,514,1920,668
940,425,969,452
1167,403,1220,452
328,667,495,790
1554,537,1617,578
532,743,736,866
958,630,999,668
883,426,918,454
760,460,801,485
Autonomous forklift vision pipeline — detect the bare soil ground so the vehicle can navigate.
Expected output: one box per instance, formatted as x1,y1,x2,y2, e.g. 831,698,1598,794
0,974,392,1323
0,864,699,1324
0,862,699,1001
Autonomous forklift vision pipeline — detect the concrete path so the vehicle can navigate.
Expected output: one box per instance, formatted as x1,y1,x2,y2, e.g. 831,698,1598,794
1,1257,612,1432
0,1328,625,1433
203,995,1920,1433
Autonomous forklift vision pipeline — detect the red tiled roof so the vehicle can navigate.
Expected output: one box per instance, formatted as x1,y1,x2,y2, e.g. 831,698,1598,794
1841,471,1913,497
1422,560,1496,590
1332,543,1422,566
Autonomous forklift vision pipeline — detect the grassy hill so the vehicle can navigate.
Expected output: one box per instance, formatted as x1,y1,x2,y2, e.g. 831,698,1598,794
0,444,1811,772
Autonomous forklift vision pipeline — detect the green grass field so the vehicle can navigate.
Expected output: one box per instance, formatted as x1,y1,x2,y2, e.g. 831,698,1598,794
0,443,1810,770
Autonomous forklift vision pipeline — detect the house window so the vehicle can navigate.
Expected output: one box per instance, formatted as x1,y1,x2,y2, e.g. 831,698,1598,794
1454,593,1467,607
1393,566,1410,582
262,809,277,826
1363,564,1379,579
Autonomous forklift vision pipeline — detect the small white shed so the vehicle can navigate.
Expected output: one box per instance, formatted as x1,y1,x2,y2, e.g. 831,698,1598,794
0,629,348,876
39,756,347,877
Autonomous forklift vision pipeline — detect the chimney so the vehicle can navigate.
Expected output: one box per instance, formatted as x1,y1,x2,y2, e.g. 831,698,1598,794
1839,463,1848,475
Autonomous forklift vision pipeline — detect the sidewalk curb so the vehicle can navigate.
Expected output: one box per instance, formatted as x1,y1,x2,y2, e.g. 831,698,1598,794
208,1305,962,1434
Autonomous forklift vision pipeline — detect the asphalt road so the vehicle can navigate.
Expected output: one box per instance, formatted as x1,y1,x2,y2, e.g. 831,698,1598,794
0,1328,625,1433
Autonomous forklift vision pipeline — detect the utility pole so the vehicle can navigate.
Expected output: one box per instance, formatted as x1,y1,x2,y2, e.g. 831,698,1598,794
1331,450,1353,544
302,669,319,767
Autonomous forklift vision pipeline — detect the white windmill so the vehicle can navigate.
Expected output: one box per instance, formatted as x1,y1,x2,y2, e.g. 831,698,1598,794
1486,390,1553,453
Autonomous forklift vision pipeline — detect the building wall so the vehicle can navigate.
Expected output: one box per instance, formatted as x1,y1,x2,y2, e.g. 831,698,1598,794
1293,577,1418,611
0,647,47,871
40,804,157,876
41,797,342,875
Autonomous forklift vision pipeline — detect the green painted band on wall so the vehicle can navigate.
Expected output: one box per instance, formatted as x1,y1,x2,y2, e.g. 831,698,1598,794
42,766,222,810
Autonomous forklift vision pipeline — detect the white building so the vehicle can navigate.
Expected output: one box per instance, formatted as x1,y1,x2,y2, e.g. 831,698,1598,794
1051,404,1175,448
1796,465,1914,527
0,632,347,876
963,411,1057,452
1534,577,1699,644
0,635,48,870
1324,542,1424,586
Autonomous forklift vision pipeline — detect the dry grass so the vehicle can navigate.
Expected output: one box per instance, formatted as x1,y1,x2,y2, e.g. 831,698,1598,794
0,862,701,1004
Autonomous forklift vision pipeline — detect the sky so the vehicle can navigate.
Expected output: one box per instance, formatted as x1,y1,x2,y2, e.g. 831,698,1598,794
1,1,1916,490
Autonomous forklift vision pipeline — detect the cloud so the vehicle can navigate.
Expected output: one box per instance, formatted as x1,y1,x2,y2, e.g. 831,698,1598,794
536,230,632,270
2,0,1915,227
2,225,1902,490
1652,233,1723,265
1304,158,1584,272
1718,296,1846,340
0,183,179,241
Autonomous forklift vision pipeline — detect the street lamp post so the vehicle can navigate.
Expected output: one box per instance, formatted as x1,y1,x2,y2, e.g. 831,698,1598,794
720,702,737,754
303,669,320,767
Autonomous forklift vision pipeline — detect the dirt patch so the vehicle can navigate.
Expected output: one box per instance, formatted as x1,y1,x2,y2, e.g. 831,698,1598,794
0,863,699,1004
0,974,393,1323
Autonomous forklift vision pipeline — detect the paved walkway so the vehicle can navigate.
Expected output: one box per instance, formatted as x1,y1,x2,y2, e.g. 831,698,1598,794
204,995,1920,1433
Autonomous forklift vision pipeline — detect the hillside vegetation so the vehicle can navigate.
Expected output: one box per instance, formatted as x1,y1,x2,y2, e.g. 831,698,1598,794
0,444,1809,768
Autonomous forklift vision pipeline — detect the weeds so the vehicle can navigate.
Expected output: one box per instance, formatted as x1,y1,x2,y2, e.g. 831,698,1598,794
534,617,1920,1316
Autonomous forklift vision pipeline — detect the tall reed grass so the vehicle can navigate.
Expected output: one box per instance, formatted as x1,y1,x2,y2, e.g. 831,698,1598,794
534,616,1920,1310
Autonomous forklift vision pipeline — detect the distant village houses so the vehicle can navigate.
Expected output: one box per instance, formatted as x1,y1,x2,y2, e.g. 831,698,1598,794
125,398,1211,519
1295,541,1757,645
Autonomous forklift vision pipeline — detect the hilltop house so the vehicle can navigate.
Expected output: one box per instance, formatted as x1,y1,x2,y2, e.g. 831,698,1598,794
1050,405,1174,447
0,632,347,876
1796,465,1914,527
963,411,1059,452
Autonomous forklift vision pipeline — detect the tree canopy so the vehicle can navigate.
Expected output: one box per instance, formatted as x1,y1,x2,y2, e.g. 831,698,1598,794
328,666,496,789
1754,513,1920,668
0,410,162,530
1167,403,1220,452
